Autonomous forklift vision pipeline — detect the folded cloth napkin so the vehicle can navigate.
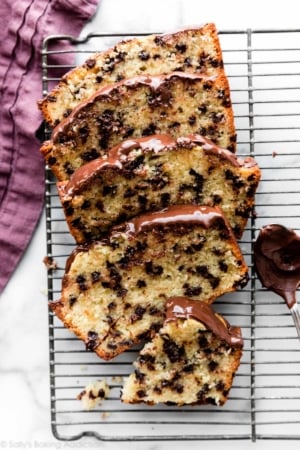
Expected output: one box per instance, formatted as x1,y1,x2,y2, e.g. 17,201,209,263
0,0,100,294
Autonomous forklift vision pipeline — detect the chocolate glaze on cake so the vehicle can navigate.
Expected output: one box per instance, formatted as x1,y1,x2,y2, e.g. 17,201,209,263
61,133,257,197
64,204,227,274
51,72,217,144
166,297,244,347
254,224,300,308
113,204,226,238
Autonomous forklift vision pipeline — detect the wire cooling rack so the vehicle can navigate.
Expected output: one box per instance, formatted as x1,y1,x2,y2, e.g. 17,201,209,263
41,28,300,441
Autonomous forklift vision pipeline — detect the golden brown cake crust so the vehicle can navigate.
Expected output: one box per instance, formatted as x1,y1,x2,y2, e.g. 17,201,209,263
57,133,260,243
49,205,249,360
38,24,229,128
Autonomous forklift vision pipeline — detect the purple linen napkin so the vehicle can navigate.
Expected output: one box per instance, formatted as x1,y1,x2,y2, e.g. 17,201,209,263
0,0,99,293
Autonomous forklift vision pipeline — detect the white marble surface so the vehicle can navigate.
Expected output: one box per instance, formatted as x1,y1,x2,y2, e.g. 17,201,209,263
1,0,300,448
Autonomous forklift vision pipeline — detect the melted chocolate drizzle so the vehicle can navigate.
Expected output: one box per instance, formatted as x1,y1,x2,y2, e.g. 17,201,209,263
58,133,258,197
117,204,226,237
165,297,243,347
254,224,300,308
51,72,217,143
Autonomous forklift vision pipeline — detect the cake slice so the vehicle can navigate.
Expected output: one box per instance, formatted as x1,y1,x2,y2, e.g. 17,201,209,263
50,205,248,360
57,133,260,243
38,24,231,128
121,297,243,406
41,71,236,181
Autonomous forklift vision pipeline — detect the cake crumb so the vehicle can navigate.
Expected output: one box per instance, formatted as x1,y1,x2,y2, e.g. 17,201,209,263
77,380,110,410
101,411,110,420
43,256,58,270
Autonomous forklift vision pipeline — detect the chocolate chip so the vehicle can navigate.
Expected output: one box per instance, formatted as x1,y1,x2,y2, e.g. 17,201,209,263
219,261,228,273
65,205,74,216
161,192,170,207
78,125,89,144
134,369,145,381
139,353,156,365
207,397,217,405
145,261,163,275
136,279,147,288
48,156,57,166
215,380,225,392
197,383,209,401
210,58,221,68
234,272,249,289
149,306,160,315
210,112,224,123
137,390,146,398
98,388,106,398
85,58,96,68
81,200,91,210
108,301,116,310
103,185,118,196
188,115,196,125
142,123,157,136
174,383,184,393
123,154,145,171
212,194,222,205
138,194,147,210
81,148,99,162
163,337,185,363
123,126,135,138
175,43,187,53
138,50,150,60
115,73,125,82
63,162,74,176
184,57,192,67
76,274,86,284
95,200,104,212
203,81,213,90
130,305,146,323
208,360,218,371
168,121,180,128
86,331,99,351
225,169,245,189
183,283,202,297
198,335,208,348
103,56,116,72
183,364,194,373
198,104,207,114
69,295,77,307
91,271,101,283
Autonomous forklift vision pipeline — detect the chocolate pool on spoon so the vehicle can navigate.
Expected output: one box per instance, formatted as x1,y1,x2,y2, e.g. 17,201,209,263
254,224,300,340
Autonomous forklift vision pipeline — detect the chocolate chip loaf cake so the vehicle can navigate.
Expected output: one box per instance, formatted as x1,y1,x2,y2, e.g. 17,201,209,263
57,133,260,243
38,24,230,128
50,205,248,360
121,297,243,406
41,71,236,181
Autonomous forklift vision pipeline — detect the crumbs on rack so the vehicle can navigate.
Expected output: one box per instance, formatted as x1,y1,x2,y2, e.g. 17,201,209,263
77,379,110,410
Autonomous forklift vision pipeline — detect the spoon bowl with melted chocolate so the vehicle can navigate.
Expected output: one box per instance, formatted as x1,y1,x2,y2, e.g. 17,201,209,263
254,224,300,340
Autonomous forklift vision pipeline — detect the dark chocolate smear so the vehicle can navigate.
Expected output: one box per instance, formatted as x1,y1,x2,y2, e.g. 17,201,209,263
165,297,243,347
254,224,300,308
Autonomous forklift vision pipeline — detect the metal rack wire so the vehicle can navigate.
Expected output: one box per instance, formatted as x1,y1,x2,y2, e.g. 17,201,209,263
42,28,300,441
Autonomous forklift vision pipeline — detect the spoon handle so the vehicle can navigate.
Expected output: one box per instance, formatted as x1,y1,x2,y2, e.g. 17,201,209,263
290,302,300,341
